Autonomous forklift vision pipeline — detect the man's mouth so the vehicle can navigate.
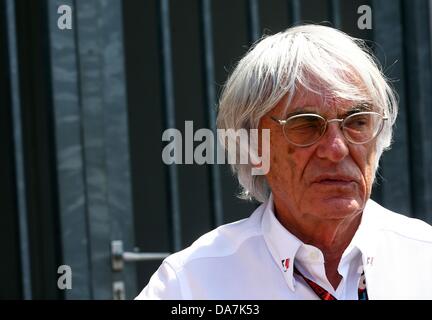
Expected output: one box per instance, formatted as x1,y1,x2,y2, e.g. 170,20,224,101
316,179,354,186
313,175,356,186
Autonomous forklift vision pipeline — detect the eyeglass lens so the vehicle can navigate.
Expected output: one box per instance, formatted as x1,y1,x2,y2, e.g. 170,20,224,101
283,113,383,146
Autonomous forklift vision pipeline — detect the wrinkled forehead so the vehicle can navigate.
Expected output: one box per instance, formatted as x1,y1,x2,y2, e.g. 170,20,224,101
281,85,374,117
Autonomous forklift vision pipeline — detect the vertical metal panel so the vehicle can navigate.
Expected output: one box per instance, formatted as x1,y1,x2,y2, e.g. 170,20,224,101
5,0,32,300
201,0,224,227
170,1,213,247
122,0,172,292
0,0,25,299
98,0,137,299
159,0,182,251
212,0,257,224
402,0,432,223
430,0,432,59
78,0,110,299
248,0,261,42
47,0,91,299
372,0,412,216
329,0,341,28
50,0,138,299
289,0,301,24
13,0,63,299
74,0,133,299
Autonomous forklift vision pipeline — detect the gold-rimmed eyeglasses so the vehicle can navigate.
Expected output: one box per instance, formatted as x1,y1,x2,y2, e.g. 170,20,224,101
270,112,388,147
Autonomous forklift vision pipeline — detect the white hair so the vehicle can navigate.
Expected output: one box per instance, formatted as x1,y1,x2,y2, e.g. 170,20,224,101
216,24,398,203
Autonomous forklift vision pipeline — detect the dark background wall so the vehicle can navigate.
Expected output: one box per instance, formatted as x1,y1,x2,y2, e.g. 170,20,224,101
1,0,431,299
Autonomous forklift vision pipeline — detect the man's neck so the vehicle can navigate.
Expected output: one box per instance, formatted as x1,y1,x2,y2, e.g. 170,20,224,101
273,199,362,290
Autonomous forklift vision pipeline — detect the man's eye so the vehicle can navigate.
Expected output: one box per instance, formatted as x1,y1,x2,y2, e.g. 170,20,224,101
354,119,368,125
290,122,318,129
288,117,322,128
346,116,371,129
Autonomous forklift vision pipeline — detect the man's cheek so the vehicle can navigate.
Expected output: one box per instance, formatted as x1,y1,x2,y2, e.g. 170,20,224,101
287,144,296,155
287,157,298,177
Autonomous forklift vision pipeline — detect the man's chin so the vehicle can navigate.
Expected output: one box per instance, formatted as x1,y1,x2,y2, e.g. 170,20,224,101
312,197,363,218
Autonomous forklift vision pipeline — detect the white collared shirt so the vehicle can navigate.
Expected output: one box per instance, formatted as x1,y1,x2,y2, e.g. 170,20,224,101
136,195,432,299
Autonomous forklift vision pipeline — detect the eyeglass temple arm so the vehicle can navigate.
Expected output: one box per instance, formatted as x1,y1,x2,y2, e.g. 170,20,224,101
270,116,286,124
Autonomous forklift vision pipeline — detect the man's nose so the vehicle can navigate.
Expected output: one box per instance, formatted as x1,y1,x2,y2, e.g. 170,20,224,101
315,122,349,162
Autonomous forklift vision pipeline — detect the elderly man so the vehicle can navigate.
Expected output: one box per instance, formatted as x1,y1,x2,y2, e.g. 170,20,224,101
137,25,432,299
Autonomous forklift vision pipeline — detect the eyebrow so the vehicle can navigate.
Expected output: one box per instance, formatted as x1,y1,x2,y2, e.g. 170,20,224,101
345,103,373,115
282,102,374,119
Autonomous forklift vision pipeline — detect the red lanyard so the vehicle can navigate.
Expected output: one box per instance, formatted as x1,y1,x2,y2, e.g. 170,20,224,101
293,266,369,300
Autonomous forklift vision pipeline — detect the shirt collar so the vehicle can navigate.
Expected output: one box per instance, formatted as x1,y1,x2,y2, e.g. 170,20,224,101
261,193,377,292
261,193,303,291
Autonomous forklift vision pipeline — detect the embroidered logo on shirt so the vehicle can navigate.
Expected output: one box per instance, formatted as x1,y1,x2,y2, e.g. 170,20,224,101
281,258,290,272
